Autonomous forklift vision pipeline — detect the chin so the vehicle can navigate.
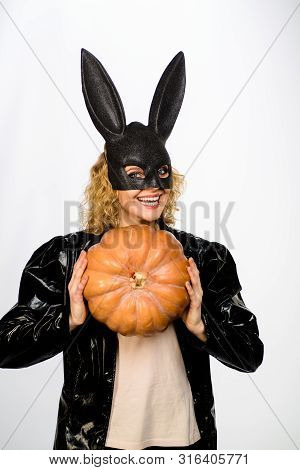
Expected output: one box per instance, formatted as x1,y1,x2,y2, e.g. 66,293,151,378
137,209,163,223
140,213,161,223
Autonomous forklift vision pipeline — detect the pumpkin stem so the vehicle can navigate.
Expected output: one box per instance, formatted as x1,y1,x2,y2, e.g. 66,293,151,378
130,272,147,289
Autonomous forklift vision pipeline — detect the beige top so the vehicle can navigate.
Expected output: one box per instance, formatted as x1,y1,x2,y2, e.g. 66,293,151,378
105,322,201,450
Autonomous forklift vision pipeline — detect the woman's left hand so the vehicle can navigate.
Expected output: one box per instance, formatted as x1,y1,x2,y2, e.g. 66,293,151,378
181,257,207,342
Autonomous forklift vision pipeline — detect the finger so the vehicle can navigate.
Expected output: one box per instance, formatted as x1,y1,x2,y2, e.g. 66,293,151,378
191,258,202,286
187,261,202,290
78,274,89,291
71,276,89,300
77,251,87,266
69,253,86,290
70,258,88,288
73,258,88,281
188,274,203,301
186,280,202,306
69,255,88,292
187,265,200,287
185,280,195,298
75,250,85,265
190,258,203,287
75,250,87,269
70,259,86,286
188,258,199,275
70,252,85,279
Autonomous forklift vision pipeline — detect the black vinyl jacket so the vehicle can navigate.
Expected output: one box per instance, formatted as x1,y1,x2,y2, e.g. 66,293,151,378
0,221,264,449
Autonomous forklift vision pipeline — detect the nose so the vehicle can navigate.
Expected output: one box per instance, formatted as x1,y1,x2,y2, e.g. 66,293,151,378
145,173,165,190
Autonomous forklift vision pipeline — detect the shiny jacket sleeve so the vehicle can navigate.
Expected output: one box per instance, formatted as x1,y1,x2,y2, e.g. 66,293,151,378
0,236,72,369
187,242,264,373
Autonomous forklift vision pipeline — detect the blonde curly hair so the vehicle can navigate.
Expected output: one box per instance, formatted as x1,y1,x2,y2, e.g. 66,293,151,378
79,151,185,235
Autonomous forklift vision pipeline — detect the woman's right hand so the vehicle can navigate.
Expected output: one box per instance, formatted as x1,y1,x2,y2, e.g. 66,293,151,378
68,250,89,331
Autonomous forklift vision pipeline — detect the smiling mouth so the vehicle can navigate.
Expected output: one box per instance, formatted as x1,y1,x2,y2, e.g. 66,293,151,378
137,195,161,207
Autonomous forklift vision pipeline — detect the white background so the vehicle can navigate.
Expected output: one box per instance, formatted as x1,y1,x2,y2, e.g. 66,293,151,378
0,0,299,450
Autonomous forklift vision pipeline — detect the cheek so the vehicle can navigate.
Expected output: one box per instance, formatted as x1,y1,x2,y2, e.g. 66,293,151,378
117,191,139,206
118,195,130,209
160,193,170,206
118,194,140,212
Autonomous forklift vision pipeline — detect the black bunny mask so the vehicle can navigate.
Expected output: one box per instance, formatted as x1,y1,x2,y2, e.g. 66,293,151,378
81,48,186,190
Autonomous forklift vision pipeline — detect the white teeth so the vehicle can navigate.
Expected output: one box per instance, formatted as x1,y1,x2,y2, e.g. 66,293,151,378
137,196,160,206
139,200,159,206
137,196,160,201
137,195,161,207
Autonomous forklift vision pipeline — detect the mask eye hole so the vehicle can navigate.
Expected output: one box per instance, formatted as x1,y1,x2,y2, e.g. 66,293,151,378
124,165,145,179
158,165,169,178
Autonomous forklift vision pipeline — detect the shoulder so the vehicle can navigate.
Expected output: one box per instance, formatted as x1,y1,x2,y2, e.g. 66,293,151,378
47,230,102,251
61,230,102,252
164,224,240,290
164,224,229,267
26,230,102,268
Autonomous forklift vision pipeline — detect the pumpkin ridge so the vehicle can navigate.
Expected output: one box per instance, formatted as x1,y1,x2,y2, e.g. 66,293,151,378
137,230,157,271
86,267,129,280
151,253,186,278
149,287,183,308
89,249,130,275
146,291,170,320
140,232,174,270
86,283,129,300
149,280,187,291
148,276,188,288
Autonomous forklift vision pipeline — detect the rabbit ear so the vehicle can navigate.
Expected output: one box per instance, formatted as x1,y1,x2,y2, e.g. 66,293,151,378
148,51,186,143
81,48,126,142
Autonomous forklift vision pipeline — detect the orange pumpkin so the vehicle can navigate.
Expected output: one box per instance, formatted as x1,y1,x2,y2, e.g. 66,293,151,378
83,224,190,336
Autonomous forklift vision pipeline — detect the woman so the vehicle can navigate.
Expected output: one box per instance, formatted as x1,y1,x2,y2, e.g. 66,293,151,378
0,49,264,450
74,148,208,450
